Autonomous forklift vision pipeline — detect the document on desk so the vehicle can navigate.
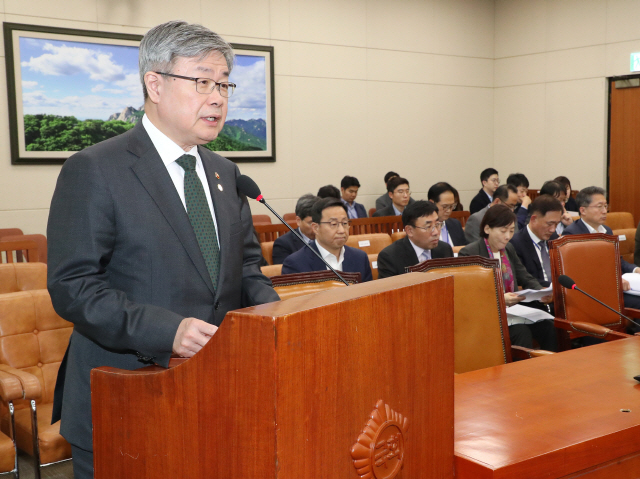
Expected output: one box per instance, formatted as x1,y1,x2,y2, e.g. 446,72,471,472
516,286,552,302
506,304,554,324
622,273,640,292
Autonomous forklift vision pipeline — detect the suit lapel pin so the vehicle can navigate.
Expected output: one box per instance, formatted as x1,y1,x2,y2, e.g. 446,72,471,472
218,184,223,192
215,172,220,179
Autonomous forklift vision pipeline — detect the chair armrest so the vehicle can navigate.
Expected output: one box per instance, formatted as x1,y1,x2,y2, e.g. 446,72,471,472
623,307,640,320
511,345,555,360
0,365,41,400
554,318,631,341
0,369,24,402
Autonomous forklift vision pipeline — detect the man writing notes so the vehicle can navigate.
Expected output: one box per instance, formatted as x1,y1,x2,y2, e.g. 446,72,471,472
47,21,279,479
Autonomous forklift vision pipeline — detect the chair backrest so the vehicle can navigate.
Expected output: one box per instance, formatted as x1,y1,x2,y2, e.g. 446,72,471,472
270,271,361,300
261,241,274,265
0,240,39,263
0,290,73,408
613,228,635,263
408,256,511,373
449,211,470,228
260,264,283,277
368,254,379,280
390,231,406,242
368,208,376,217
605,212,634,230
345,233,392,255
0,229,23,239
549,233,624,330
282,213,296,222
0,234,47,264
254,223,296,243
0,263,47,294
252,214,272,226
349,216,403,235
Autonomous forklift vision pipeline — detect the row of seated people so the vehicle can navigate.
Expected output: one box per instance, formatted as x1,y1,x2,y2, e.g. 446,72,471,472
268,186,640,354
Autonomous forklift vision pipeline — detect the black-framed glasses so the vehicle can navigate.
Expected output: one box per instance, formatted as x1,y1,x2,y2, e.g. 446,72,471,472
439,203,458,212
155,72,236,97
413,222,444,232
319,221,351,230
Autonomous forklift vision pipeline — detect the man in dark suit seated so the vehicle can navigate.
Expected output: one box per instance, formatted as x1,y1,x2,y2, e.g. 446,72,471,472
373,177,411,217
340,175,368,219
465,184,519,243
377,201,454,278
469,167,499,214
272,194,318,264
539,180,574,235
374,171,415,212
427,182,468,248
507,173,532,229
282,197,372,281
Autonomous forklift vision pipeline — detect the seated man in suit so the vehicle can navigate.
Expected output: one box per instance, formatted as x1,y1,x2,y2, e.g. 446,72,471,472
427,182,468,248
272,194,318,264
340,175,368,219
465,184,519,243
373,177,411,217
317,184,341,198
375,171,415,212
469,167,499,214
507,173,532,229
539,180,574,235
377,201,454,279
282,197,373,281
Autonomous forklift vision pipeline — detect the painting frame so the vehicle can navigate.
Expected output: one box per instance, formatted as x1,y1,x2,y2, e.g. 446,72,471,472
3,22,276,164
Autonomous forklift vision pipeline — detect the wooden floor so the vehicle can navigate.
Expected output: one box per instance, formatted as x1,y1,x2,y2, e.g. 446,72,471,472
14,452,73,479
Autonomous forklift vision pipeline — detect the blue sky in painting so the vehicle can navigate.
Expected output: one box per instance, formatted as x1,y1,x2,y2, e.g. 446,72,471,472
228,55,267,122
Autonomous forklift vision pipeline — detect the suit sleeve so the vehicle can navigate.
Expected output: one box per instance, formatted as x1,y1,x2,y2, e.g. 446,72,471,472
271,237,290,265
507,244,543,290
281,253,303,275
621,258,638,274
465,216,481,243
47,154,183,367
362,254,373,282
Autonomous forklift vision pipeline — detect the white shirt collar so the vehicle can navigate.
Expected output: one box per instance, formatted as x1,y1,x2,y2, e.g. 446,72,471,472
527,225,543,245
392,203,403,216
583,220,607,234
142,114,200,166
408,237,430,262
315,240,345,265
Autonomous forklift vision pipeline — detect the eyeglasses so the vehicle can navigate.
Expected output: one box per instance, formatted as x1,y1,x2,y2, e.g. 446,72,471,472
319,221,351,229
155,72,236,97
394,189,411,196
586,203,609,212
413,222,444,232
439,203,458,212
489,178,500,184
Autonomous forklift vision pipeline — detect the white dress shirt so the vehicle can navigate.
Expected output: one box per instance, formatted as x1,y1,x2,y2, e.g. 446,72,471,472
315,241,345,271
409,238,431,262
142,115,219,245
527,225,548,282
439,222,454,246
584,221,607,234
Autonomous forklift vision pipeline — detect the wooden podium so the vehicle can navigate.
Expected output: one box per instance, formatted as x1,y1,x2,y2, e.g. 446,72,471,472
91,273,455,478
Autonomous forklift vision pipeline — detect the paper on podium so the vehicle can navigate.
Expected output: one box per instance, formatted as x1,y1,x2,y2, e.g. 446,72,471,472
516,286,552,302
622,273,640,296
506,304,554,324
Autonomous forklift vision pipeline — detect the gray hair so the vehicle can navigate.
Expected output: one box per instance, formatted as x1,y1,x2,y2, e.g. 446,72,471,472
575,186,606,209
295,194,319,219
139,20,235,100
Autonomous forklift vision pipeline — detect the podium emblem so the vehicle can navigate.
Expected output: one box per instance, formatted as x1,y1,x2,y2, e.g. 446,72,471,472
350,400,409,479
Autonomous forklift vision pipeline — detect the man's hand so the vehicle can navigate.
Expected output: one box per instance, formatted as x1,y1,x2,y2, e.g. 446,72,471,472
173,317,218,357
623,278,631,292
561,210,574,226
540,294,553,304
521,195,532,208
504,292,524,307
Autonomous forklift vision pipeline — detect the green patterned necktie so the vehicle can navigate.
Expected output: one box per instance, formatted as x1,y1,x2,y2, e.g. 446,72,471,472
176,154,220,291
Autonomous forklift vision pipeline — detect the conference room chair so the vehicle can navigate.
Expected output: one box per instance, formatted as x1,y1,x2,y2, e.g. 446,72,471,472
0,369,21,477
449,210,470,228
0,241,39,264
604,211,634,230
603,212,636,263
345,233,391,255
269,271,361,300
260,264,283,278
0,289,73,478
252,214,272,226
408,256,553,373
261,241,274,265
368,254,379,280
0,263,47,295
0,230,24,264
254,224,292,243
549,233,635,350
282,213,296,222
390,231,406,242
0,235,47,265
368,208,376,217
349,217,403,235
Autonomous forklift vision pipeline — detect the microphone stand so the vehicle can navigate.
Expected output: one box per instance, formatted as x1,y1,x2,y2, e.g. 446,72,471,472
568,284,640,329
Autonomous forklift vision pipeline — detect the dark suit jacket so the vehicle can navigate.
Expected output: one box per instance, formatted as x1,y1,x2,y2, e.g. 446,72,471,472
375,194,415,211
563,219,637,274
377,236,454,279
47,122,279,450
509,227,558,287
272,228,307,264
469,188,492,214
444,218,468,246
372,205,401,217
342,200,368,218
281,241,372,282
458,239,542,291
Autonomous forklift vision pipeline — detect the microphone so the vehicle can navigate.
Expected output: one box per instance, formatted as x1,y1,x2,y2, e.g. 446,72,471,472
558,275,640,329
237,175,350,287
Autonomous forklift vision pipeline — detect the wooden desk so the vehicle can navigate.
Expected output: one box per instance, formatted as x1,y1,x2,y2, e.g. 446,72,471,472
455,337,640,478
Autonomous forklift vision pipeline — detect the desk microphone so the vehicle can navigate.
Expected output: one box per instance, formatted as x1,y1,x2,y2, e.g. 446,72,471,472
558,275,640,329
236,175,350,287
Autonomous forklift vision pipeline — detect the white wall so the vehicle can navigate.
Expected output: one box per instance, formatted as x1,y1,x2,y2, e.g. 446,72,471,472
494,0,640,192
0,0,495,234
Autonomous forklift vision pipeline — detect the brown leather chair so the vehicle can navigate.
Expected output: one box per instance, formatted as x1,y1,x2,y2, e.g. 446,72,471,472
409,256,552,373
345,233,392,255
282,213,296,222
260,264,283,277
252,214,272,226
0,234,48,264
604,212,634,230
368,208,376,217
0,290,73,475
0,368,21,476
261,241,274,265
449,211,470,228
368,254,379,280
390,231,406,242
549,233,635,348
613,228,636,263
0,240,39,264
0,263,47,294
270,271,361,300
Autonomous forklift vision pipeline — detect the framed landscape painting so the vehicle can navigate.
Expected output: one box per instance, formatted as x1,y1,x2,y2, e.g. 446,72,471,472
3,23,275,164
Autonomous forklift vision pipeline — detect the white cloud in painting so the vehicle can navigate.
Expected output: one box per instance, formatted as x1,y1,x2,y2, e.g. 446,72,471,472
22,80,38,89
228,61,266,120
21,43,125,82
22,90,142,120
91,83,125,94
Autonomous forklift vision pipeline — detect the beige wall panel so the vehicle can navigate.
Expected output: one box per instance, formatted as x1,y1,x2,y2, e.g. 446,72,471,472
495,0,546,59
0,3,4,13
366,49,434,84
4,0,97,23
432,56,493,88
3,14,97,31
545,45,605,83
365,0,435,53
494,53,546,88
606,0,640,44
270,0,290,41
545,0,606,51
605,39,640,77
201,0,271,40
544,78,607,189
247,197,293,220
494,84,546,188
96,0,200,29
289,0,366,47
95,24,149,36
0,210,50,236
289,76,368,197
0,13,5,55
271,40,292,77
290,43,366,80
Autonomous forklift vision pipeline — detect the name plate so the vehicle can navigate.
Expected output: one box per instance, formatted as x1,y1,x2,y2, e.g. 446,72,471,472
359,240,371,247
372,261,378,269
619,235,627,241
